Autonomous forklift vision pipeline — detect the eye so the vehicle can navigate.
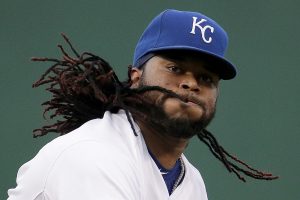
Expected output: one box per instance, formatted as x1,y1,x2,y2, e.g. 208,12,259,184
167,66,183,74
198,74,214,84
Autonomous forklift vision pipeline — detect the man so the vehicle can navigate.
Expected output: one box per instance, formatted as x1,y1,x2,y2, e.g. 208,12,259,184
8,9,277,200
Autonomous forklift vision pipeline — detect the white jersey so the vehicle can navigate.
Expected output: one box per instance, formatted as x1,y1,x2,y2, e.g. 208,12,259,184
8,110,208,200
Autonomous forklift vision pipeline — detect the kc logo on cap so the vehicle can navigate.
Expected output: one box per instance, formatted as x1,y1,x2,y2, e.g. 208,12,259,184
190,17,214,44
133,9,237,80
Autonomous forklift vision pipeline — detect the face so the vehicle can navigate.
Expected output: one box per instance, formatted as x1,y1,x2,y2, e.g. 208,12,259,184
131,52,220,138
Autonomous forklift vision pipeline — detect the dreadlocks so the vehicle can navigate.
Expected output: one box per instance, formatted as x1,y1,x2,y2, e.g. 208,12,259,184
32,33,278,182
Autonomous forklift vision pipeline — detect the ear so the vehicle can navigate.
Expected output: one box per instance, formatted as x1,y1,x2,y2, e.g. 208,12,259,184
130,67,143,88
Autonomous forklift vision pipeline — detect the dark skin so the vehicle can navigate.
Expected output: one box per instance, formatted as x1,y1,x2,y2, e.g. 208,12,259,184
30,35,278,181
130,55,220,169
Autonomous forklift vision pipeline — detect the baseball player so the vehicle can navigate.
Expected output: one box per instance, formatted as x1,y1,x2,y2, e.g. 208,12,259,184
7,9,278,200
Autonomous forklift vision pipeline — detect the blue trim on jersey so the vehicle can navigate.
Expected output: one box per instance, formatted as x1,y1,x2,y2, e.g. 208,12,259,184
148,151,182,195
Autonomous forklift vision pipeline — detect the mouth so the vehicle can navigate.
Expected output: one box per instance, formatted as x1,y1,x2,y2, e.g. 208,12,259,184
181,95,205,109
185,101,198,106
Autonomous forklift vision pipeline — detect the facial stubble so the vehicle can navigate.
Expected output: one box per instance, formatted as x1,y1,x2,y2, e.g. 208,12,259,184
136,78,216,139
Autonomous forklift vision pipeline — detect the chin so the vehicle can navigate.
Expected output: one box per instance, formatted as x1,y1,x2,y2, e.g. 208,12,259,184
166,108,215,139
133,92,216,138
160,114,207,139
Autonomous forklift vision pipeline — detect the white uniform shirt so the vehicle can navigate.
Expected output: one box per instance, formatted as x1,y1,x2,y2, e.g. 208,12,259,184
8,110,208,200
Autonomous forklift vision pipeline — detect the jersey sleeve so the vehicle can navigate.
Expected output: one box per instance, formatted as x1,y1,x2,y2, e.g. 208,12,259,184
8,140,141,200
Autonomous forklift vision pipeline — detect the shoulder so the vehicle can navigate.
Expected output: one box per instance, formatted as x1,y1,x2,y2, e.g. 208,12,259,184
38,110,139,160
36,110,140,175
8,111,142,199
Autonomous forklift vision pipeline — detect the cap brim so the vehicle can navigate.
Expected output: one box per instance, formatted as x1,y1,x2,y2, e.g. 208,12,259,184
145,46,237,80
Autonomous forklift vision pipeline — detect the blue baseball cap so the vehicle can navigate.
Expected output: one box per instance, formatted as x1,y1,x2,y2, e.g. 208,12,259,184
133,9,237,80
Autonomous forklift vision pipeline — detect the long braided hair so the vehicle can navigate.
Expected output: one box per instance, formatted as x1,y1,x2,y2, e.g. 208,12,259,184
32,33,278,182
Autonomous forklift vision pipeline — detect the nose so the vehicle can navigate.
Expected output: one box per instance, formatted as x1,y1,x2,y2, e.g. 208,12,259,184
179,76,200,93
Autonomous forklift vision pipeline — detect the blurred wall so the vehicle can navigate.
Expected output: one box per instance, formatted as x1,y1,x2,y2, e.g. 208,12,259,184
1,0,299,199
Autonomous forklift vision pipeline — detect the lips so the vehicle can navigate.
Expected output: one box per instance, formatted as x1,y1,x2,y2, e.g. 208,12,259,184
186,98,198,105
186,100,197,105
181,95,205,109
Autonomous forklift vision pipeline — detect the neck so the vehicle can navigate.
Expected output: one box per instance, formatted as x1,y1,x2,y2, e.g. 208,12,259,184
137,120,189,170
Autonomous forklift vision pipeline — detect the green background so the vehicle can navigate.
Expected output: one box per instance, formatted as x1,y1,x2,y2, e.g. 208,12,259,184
1,0,299,199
